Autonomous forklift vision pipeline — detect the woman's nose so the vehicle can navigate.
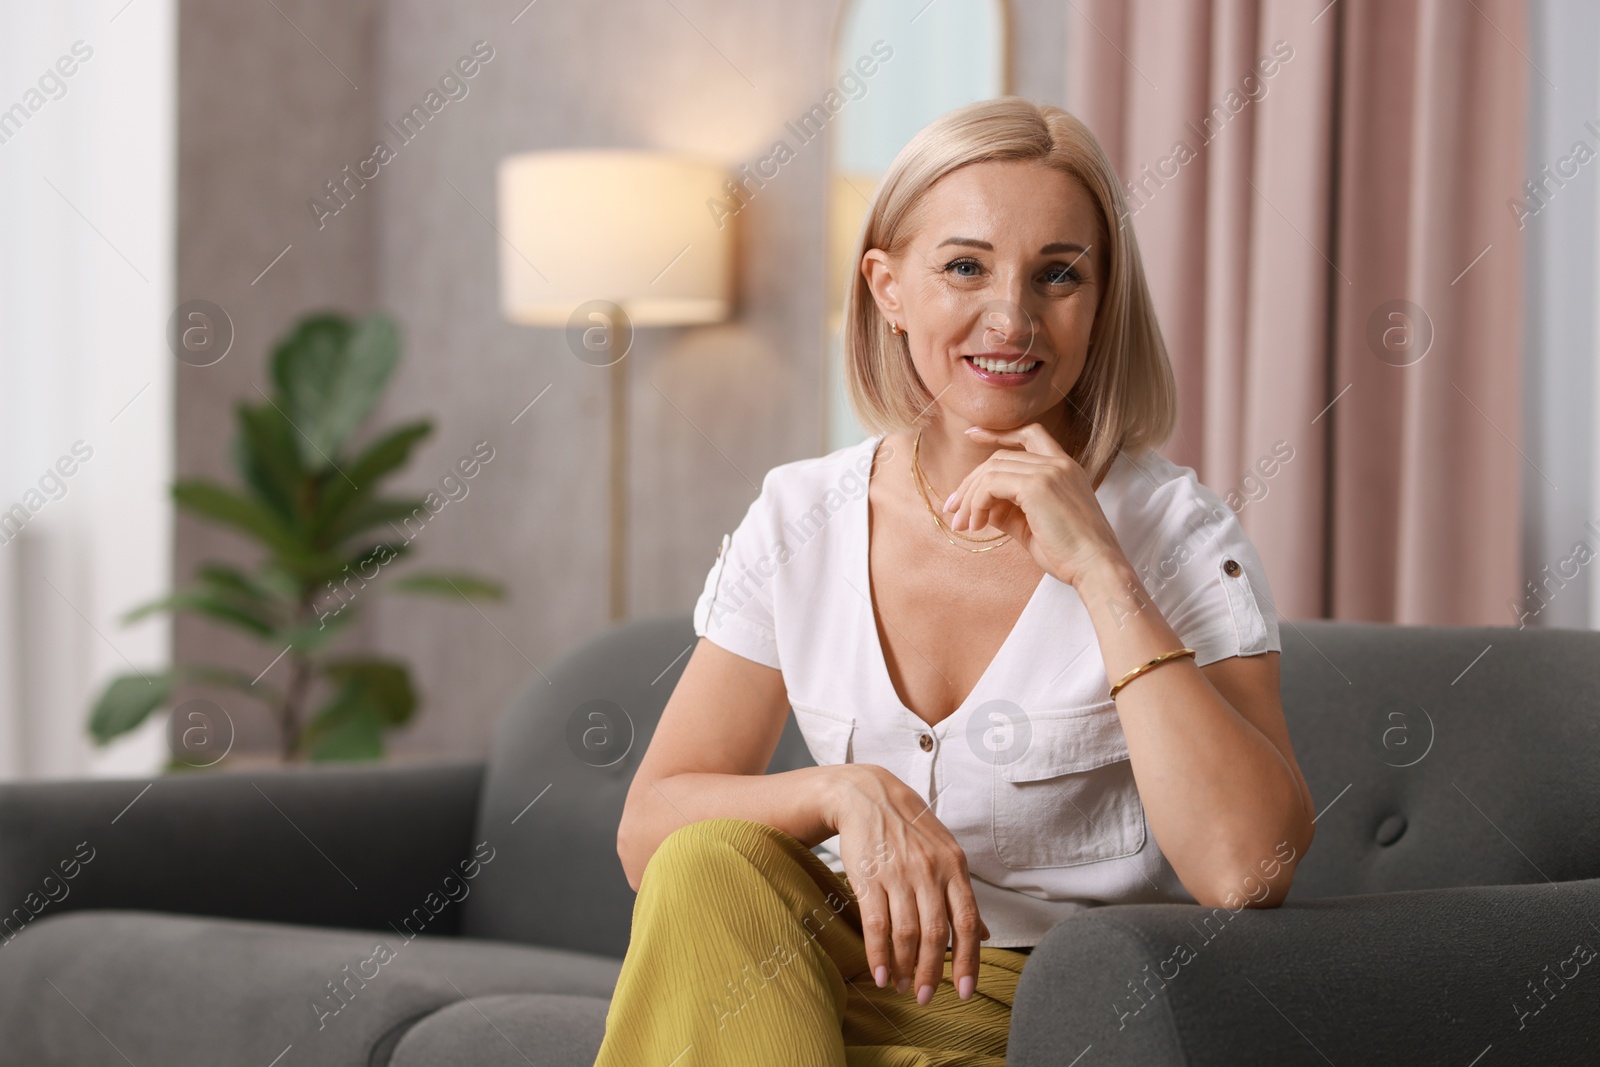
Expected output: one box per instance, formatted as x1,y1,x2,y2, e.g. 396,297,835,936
977,296,1035,351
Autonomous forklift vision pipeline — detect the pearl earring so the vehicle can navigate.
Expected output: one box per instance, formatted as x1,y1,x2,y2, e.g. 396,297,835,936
890,321,904,336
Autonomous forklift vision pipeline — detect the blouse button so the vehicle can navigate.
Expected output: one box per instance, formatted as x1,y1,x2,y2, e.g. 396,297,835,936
918,733,933,752
1223,558,1241,577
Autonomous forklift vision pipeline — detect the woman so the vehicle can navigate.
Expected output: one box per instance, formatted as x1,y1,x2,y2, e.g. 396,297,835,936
595,96,1316,1066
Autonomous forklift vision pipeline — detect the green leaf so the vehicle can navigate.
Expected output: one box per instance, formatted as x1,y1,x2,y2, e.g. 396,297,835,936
121,564,289,638
254,563,305,603
233,401,308,525
197,564,282,610
300,656,416,761
319,657,416,726
88,664,280,751
122,564,288,636
323,496,430,549
311,420,433,541
171,480,309,563
333,540,412,583
179,664,283,708
269,313,352,412
276,604,359,654
346,420,432,488
289,540,411,597
388,572,506,601
121,587,277,638
272,312,400,467
332,315,402,437
89,672,173,744
302,701,385,761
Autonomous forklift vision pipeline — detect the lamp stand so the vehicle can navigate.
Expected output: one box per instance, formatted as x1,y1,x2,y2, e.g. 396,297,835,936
609,353,628,622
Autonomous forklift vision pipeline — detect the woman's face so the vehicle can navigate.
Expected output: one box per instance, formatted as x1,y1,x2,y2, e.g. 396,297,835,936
862,159,1105,432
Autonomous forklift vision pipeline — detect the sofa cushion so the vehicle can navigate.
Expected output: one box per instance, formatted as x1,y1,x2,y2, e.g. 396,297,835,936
388,993,610,1067
0,910,621,1066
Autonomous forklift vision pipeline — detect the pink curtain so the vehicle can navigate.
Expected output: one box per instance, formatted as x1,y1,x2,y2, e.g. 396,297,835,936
1068,0,1528,626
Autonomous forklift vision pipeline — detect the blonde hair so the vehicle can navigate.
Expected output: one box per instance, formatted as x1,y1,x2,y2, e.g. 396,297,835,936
842,96,1177,481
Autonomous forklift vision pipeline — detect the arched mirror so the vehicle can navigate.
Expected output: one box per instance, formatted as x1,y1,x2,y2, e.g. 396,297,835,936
824,0,1010,451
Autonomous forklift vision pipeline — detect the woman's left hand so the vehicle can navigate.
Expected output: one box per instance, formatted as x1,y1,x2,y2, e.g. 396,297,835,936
943,423,1127,589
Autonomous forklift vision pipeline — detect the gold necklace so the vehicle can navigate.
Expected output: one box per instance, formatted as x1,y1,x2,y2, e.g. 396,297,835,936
912,429,1013,553
914,430,1006,545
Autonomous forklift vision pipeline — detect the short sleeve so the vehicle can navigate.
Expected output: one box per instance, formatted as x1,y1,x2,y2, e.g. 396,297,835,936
1139,485,1281,668
691,475,782,670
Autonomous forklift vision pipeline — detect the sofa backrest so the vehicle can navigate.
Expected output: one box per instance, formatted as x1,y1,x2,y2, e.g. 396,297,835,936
461,615,1600,955
1275,619,1600,898
459,614,814,958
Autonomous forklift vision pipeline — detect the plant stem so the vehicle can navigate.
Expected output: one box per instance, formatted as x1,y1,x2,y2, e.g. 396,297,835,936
280,585,321,761
282,653,313,760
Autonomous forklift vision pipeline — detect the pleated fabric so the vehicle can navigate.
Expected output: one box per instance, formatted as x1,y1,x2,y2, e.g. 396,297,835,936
594,817,1031,1066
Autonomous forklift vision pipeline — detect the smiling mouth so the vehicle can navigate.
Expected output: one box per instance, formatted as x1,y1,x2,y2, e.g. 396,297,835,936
963,354,1042,374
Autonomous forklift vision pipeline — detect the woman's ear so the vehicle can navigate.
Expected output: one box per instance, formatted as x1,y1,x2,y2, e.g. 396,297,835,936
860,248,902,323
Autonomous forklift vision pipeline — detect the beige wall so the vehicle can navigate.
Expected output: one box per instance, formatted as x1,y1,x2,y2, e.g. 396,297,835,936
176,0,1068,760
175,0,385,755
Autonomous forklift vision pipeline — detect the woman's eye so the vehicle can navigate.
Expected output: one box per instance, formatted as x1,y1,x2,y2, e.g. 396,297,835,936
940,258,1082,285
942,258,983,278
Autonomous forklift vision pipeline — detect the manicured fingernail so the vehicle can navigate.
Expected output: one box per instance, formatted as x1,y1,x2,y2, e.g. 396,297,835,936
943,492,958,512
874,965,887,987
964,426,981,435
958,975,974,1000
917,983,934,1005
896,976,910,994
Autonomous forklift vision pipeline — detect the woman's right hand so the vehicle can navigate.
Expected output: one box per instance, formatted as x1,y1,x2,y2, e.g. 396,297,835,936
826,764,991,1005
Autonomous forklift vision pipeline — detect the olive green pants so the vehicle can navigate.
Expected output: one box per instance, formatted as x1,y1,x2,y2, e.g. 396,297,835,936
594,817,1030,1066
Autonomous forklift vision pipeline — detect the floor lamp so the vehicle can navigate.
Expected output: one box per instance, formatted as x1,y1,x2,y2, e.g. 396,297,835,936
496,150,732,621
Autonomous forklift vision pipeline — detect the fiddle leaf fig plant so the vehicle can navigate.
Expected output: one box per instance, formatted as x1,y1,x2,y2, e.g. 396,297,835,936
89,311,505,764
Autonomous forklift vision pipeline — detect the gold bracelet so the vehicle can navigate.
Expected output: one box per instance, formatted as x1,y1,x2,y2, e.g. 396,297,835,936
1108,647,1197,699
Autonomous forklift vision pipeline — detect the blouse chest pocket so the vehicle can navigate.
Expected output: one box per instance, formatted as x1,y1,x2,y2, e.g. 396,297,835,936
790,704,855,766
990,699,1146,870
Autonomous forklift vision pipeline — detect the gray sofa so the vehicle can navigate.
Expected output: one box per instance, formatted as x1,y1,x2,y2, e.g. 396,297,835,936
1,615,1597,1065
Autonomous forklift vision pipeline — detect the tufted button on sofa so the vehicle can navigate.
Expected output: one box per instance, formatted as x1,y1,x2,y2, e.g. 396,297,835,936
1,616,1597,1064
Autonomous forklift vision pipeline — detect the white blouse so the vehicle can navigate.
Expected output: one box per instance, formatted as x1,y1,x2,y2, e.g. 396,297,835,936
691,434,1282,948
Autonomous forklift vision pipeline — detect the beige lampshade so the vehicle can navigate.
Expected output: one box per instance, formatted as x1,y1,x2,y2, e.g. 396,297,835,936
496,150,732,327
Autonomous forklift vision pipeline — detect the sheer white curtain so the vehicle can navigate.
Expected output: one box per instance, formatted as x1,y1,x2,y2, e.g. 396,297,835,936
1524,0,1600,631
0,0,175,779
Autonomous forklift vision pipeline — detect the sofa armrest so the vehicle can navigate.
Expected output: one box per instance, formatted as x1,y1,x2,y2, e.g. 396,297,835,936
0,760,485,940
1007,878,1600,1066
